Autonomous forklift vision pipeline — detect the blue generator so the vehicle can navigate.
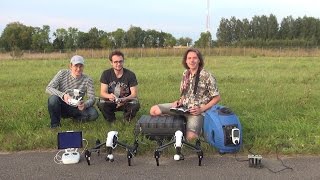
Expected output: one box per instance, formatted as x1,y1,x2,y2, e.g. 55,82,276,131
203,105,242,153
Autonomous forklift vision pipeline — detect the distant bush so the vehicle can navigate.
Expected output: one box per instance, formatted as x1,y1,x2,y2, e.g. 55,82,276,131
10,46,24,59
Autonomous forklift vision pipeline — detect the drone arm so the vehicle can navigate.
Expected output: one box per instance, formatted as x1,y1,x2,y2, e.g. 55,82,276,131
181,139,202,152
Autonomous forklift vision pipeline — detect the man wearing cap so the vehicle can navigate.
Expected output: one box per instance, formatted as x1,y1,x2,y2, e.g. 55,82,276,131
46,55,99,128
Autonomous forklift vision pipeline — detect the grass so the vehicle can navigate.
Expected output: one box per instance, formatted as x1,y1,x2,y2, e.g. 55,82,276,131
0,56,319,155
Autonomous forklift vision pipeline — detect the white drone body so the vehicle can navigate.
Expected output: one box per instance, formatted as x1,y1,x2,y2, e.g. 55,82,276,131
67,89,83,107
106,131,119,161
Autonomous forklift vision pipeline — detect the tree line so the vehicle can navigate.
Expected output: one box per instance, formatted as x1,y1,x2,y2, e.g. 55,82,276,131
216,14,320,47
0,22,211,52
1,14,320,53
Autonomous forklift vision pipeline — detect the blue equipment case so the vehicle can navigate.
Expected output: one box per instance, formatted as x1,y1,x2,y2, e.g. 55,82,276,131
203,105,242,153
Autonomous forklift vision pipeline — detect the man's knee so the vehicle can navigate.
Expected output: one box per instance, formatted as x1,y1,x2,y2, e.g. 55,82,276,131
149,105,161,116
48,95,60,106
87,107,99,121
186,131,199,141
130,102,140,112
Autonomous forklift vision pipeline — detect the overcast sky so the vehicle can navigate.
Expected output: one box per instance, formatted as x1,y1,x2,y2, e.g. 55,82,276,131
1,0,319,41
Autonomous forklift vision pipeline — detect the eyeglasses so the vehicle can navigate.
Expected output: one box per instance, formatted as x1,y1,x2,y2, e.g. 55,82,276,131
112,60,124,64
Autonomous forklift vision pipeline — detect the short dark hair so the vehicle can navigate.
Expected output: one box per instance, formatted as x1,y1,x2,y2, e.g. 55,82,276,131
109,50,124,61
182,48,204,69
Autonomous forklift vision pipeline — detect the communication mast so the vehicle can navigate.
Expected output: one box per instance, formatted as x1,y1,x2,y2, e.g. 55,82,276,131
206,0,211,48
206,0,210,32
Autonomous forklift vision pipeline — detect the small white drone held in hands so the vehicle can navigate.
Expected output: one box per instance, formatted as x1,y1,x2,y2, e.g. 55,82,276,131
66,89,84,107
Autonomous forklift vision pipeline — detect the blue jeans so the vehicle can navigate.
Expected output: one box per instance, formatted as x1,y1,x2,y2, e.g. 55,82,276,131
48,95,99,127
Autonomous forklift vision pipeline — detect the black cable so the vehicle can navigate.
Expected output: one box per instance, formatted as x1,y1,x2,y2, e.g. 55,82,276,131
234,144,252,162
234,143,293,173
265,145,293,173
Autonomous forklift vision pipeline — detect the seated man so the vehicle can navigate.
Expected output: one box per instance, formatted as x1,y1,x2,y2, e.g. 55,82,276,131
46,55,99,128
150,48,221,141
97,50,140,122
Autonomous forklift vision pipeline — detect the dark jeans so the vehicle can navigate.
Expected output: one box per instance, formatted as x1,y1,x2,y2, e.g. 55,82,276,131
97,99,140,122
48,95,99,127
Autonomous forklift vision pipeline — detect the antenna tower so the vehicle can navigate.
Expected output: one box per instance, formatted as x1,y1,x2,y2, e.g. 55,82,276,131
206,0,210,32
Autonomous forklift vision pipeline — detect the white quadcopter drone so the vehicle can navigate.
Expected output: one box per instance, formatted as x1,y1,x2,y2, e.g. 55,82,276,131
66,89,84,107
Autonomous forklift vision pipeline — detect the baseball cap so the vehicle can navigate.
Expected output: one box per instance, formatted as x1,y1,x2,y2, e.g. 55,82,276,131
70,55,85,65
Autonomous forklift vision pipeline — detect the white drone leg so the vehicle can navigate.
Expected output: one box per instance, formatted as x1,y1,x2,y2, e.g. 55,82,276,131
106,131,118,162
174,130,183,161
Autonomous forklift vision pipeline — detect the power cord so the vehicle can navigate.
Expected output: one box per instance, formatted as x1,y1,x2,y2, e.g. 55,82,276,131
233,144,293,173
53,150,64,164
80,138,88,154
265,145,293,173
234,144,250,162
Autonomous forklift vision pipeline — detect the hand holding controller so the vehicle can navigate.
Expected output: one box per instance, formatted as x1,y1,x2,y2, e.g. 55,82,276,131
68,97,82,107
65,89,84,107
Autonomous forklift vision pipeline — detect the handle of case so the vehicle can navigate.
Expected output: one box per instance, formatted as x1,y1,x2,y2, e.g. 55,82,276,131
211,130,215,143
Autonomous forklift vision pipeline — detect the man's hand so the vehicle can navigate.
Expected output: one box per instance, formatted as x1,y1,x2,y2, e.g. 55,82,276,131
172,100,182,108
108,93,117,102
189,106,203,116
63,93,72,104
78,101,85,111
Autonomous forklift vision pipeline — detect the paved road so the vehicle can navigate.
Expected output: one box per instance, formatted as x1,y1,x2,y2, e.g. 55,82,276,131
0,151,319,179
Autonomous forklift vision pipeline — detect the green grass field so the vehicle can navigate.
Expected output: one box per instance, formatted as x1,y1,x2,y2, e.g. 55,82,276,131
0,56,319,155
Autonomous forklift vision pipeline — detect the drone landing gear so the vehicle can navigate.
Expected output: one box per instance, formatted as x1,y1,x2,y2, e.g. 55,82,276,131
154,130,203,166
84,131,138,166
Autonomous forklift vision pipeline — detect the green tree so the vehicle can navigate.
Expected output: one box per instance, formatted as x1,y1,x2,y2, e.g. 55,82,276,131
31,25,51,51
65,27,79,50
110,28,126,48
52,28,67,50
162,32,177,47
144,29,162,48
250,15,268,40
216,18,232,45
87,27,102,49
279,16,295,40
194,31,212,48
77,31,90,49
177,37,192,46
0,22,33,51
239,18,251,41
126,26,145,48
267,14,279,40
100,32,113,49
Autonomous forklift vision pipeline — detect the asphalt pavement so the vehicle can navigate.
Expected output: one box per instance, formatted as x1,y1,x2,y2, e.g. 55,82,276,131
0,151,319,180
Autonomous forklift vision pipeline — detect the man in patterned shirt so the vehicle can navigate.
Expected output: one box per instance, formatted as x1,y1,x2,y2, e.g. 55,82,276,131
149,48,221,140
46,55,99,128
